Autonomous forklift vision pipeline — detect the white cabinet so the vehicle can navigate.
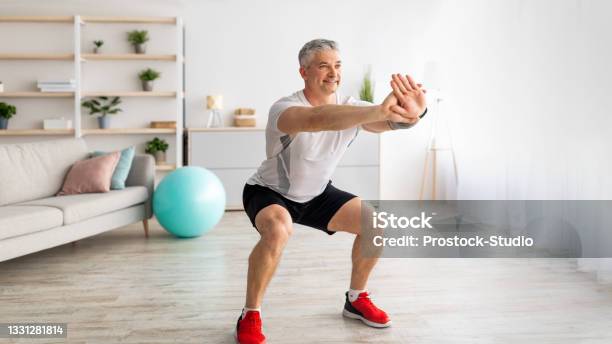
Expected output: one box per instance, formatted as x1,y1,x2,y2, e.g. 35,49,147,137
188,129,267,168
188,129,264,209
187,128,380,209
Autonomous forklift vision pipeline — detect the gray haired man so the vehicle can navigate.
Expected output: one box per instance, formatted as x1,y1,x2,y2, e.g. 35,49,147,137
235,38,427,344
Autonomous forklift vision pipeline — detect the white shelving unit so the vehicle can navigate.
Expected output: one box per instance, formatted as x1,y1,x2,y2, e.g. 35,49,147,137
0,15,184,169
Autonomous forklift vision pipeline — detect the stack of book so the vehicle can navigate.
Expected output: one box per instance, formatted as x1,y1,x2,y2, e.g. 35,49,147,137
38,79,76,93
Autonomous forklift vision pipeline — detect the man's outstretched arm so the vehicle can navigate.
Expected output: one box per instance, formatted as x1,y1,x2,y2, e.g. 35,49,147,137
278,104,384,135
277,86,420,135
361,119,396,133
361,108,427,133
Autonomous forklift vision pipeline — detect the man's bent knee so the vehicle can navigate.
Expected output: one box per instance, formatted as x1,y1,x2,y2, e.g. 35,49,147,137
255,205,293,255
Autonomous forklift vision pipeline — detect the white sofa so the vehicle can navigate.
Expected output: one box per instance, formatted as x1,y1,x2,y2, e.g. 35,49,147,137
0,138,154,262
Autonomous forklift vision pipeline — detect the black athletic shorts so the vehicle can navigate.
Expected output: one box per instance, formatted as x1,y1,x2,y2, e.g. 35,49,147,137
242,181,357,235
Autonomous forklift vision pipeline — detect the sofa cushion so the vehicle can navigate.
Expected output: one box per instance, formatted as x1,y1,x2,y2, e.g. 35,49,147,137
0,139,88,206
17,186,149,225
58,151,121,195
91,146,136,190
0,206,64,241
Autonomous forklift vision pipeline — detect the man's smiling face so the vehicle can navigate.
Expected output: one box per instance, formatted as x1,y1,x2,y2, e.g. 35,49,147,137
300,49,342,96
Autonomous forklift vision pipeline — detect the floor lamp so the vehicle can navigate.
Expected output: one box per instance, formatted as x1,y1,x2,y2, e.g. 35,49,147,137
418,87,458,201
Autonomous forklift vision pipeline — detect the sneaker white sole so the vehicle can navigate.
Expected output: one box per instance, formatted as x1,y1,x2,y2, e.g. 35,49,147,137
342,308,392,328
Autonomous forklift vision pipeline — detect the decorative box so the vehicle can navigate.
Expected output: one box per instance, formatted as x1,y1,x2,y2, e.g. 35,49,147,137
234,115,256,127
43,117,72,129
150,121,177,129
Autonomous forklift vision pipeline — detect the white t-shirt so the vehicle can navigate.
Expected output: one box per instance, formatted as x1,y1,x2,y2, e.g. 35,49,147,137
247,90,371,203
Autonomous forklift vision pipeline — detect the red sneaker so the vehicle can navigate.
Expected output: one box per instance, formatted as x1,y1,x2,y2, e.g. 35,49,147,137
343,291,392,328
235,310,266,344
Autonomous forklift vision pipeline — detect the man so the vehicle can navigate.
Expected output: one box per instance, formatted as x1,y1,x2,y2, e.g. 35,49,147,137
236,39,427,344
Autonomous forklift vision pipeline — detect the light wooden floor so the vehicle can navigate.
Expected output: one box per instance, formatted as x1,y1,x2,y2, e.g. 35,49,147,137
1,211,612,343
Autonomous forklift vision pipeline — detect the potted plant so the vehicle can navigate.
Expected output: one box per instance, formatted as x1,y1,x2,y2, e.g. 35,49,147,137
145,137,169,164
138,68,161,92
0,102,16,130
81,96,122,129
93,40,104,54
127,30,149,54
359,72,374,102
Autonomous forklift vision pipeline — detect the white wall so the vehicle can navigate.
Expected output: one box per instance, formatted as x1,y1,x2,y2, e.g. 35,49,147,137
392,0,612,201
1,0,611,200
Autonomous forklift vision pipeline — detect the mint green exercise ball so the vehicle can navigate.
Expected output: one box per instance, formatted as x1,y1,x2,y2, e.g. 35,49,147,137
153,167,226,238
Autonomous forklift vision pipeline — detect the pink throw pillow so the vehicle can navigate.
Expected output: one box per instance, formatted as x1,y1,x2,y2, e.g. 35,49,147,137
57,151,121,195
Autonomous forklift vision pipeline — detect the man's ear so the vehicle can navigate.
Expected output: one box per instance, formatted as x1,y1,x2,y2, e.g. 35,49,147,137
299,66,307,80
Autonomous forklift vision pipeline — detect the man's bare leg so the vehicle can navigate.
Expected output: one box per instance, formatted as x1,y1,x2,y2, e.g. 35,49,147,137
328,197,390,327
245,204,293,308
327,197,380,289
349,232,379,290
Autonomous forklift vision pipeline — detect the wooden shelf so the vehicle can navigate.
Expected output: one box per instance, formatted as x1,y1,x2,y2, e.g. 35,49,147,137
0,128,177,136
0,15,184,170
187,127,265,132
82,128,176,135
0,92,74,98
156,164,176,171
0,16,74,23
0,53,74,60
0,16,176,24
81,54,177,61
0,129,74,136
82,91,177,98
81,16,176,24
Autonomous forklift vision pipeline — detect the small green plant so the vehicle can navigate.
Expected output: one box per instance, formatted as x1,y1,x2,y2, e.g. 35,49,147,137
81,96,122,117
359,74,374,103
0,102,17,119
127,30,149,45
139,68,161,81
145,137,169,154
93,40,104,48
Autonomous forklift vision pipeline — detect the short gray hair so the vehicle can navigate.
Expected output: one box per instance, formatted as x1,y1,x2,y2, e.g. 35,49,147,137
298,39,339,67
